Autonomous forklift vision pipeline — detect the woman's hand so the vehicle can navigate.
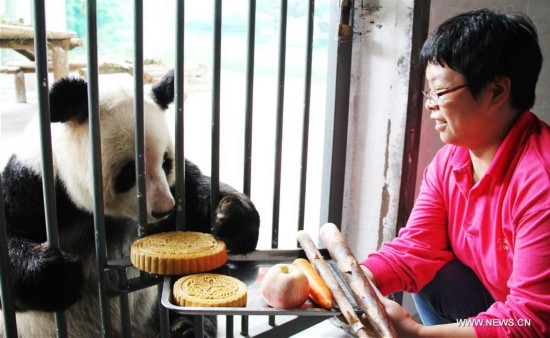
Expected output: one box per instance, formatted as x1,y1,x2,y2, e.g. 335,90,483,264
377,297,476,337
380,296,423,337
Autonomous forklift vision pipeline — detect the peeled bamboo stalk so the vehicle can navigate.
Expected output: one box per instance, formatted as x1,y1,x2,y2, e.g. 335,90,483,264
320,223,396,338
296,230,369,338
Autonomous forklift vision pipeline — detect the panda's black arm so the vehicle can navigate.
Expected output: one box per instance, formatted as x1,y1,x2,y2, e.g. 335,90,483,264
2,155,50,243
184,160,260,254
154,160,259,253
1,156,84,312
5,235,84,312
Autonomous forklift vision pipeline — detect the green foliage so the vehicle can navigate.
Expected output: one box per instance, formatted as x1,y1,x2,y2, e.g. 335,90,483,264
65,0,133,57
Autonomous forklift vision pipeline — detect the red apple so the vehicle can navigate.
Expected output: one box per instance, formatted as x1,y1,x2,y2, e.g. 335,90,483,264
261,263,310,308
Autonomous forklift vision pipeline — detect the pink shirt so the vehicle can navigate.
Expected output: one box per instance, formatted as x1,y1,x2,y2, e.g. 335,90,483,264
362,111,550,337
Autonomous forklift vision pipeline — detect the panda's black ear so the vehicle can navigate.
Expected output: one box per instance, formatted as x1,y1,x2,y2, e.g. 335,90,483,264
151,69,174,110
49,77,89,124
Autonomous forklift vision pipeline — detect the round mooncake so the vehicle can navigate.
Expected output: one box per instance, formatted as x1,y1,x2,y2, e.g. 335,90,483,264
173,273,247,307
130,231,227,275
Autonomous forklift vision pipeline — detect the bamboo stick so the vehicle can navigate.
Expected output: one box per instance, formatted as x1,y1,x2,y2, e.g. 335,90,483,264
320,223,396,338
296,230,369,338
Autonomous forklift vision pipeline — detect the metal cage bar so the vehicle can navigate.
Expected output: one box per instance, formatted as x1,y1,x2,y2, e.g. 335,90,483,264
243,0,256,197
165,2,187,336
86,0,113,336
271,0,288,249
327,0,354,227
240,0,256,334
115,1,146,337
297,0,315,234
32,1,68,336
396,0,431,232
210,0,222,227
134,0,147,238
174,0,186,231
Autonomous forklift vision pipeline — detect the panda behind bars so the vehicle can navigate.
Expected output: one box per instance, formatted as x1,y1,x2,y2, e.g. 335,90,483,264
0,70,260,337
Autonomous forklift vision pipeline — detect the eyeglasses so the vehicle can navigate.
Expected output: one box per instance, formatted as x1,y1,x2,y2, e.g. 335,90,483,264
422,83,468,104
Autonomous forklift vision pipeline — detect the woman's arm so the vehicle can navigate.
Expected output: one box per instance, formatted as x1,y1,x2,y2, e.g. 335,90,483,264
379,297,476,338
361,265,475,337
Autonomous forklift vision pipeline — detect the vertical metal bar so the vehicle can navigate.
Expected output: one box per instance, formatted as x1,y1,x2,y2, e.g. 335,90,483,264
116,270,132,337
268,315,276,327
194,316,204,338
243,0,256,196
174,0,186,231
86,0,113,336
297,0,315,235
241,1,256,332
113,2,147,338
158,282,170,338
271,0,288,249
134,0,147,238
211,0,222,227
225,315,234,338
167,1,186,336
32,1,67,336
0,175,17,338
396,0,431,233
240,315,249,337
327,0,353,226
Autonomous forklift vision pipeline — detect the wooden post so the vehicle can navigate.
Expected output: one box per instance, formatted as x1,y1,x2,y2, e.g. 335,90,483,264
14,69,27,103
51,44,69,80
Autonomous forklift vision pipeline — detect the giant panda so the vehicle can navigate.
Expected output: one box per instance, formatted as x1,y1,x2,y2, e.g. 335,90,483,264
0,70,260,337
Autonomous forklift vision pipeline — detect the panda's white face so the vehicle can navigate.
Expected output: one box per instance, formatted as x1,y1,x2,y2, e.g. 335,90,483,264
52,79,175,223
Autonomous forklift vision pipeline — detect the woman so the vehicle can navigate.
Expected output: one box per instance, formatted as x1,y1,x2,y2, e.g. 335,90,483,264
361,9,549,337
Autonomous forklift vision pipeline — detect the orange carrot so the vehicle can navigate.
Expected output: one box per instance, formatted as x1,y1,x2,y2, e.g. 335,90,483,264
292,258,333,309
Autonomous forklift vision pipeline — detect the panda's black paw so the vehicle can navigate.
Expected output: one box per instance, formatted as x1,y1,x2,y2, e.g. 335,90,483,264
12,243,84,312
170,315,217,338
212,193,260,254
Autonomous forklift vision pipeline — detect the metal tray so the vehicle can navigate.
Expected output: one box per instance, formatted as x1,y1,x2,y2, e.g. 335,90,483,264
161,249,356,316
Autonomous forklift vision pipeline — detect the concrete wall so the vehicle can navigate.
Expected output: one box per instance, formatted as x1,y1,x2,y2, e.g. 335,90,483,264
341,0,415,260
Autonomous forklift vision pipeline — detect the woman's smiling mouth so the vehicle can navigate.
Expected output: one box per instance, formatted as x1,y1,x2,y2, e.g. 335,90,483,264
431,114,448,131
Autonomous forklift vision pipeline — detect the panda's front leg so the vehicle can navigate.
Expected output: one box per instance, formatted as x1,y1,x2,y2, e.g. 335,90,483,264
211,183,260,254
183,160,260,254
7,236,84,312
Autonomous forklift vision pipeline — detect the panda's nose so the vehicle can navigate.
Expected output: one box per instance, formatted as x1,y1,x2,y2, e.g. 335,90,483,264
151,209,172,219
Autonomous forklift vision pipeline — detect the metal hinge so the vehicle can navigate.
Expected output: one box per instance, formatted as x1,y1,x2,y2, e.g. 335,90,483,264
339,0,354,40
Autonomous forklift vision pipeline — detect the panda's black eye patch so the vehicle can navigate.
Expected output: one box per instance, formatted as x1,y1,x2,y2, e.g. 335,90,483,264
114,160,136,193
162,152,173,176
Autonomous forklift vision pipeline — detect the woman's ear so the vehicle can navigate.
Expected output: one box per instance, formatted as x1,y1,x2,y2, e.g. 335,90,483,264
490,76,512,106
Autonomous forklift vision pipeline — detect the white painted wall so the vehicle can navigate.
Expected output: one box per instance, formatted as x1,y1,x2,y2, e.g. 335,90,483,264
341,0,415,260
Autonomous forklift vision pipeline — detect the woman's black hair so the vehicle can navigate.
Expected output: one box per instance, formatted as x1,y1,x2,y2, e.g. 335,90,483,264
421,9,543,111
